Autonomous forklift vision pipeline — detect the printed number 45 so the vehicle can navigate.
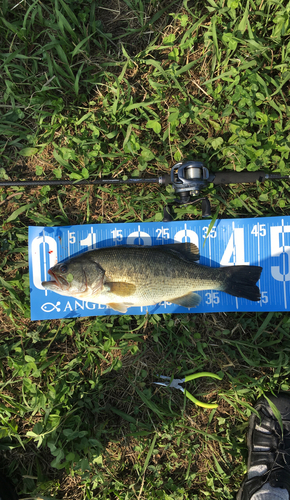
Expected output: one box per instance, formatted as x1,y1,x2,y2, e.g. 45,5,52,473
251,224,266,237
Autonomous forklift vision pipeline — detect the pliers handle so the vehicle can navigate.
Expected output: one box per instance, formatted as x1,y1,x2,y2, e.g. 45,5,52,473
154,372,223,409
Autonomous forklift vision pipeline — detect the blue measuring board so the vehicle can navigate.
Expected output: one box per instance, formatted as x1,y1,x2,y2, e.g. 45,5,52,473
29,216,290,320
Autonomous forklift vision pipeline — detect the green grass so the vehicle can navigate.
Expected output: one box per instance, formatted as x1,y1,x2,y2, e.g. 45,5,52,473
1,0,290,498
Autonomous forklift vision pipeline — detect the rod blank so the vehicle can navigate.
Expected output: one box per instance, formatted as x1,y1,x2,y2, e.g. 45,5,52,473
0,177,168,187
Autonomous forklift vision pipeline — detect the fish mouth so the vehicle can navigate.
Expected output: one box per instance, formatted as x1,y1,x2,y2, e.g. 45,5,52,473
44,269,70,291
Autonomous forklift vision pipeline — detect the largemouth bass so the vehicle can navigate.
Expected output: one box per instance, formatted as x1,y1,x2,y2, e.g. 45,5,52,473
42,243,262,313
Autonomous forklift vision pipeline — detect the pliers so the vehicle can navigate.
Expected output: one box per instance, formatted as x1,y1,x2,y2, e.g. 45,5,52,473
154,372,223,409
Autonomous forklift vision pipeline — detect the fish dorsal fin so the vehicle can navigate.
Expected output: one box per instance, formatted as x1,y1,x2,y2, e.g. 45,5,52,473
100,243,200,262
108,303,128,313
107,282,136,297
170,292,201,308
161,243,200,262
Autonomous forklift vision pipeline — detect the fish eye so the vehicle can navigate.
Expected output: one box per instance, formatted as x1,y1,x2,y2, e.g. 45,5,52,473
59,264,68,273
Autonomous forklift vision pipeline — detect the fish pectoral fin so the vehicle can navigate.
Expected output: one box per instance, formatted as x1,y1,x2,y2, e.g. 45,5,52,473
107,282,136,297
108,303,128,313
170,292,201,308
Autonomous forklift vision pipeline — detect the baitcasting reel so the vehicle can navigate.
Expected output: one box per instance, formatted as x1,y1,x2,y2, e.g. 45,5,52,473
162,161,289,221
163,161,212,221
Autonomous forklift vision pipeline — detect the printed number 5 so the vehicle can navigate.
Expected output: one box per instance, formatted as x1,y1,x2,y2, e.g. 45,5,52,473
69,232,76,244
270,225,290,282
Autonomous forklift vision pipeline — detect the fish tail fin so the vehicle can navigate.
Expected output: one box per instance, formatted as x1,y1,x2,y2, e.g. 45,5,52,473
223,266,262,302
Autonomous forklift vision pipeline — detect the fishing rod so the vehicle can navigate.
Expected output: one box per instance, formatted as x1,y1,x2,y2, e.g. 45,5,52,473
0,177,169,187
1,161,289,220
